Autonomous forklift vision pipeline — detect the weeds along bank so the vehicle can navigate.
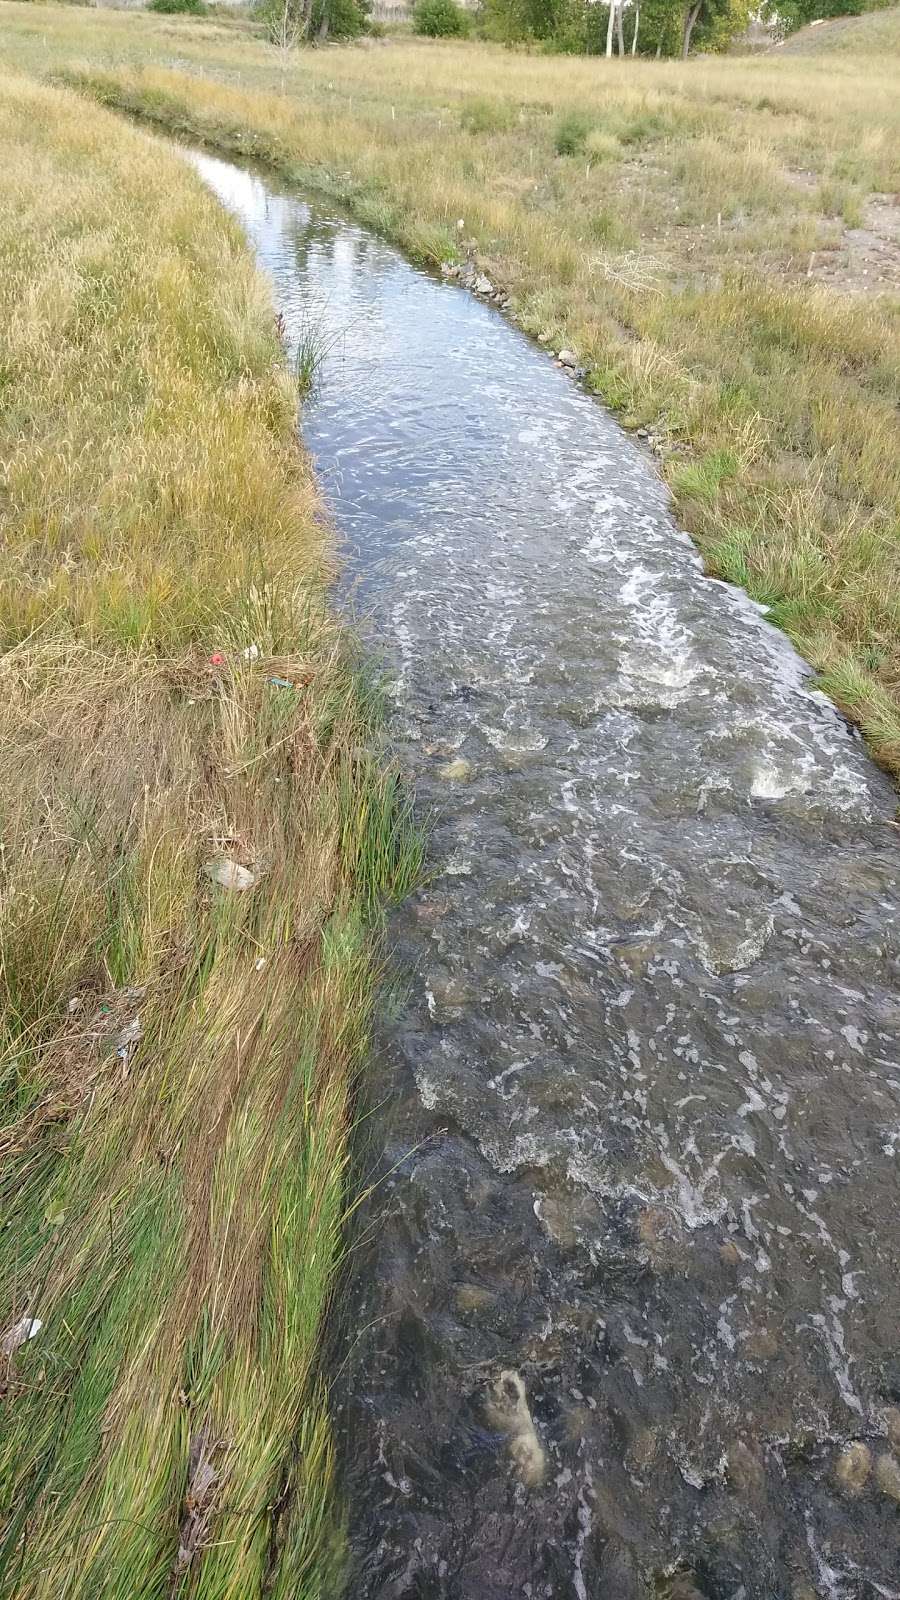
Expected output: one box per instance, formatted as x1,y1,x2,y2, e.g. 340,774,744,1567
0,70,419,1597
3,0,897,775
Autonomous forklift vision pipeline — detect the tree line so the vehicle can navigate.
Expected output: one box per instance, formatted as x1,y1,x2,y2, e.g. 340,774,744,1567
258,0,893,55
477,0,750,56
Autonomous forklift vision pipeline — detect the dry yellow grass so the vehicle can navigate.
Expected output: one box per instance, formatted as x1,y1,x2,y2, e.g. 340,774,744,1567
0,67,419,1598
4,0,896,771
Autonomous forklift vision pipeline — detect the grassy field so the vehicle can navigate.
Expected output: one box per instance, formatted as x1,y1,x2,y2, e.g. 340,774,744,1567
3,0,897,774
0,66,419,1599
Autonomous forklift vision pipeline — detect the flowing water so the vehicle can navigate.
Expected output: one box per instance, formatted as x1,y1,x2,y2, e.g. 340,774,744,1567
193,150,900,1600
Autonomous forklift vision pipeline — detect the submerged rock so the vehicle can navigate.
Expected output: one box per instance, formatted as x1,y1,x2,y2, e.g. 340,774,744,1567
834,1440,872,1496
484,1370,546,1489
438,757,472,781
455,1284,496,1316
875,1452,900,1503
883,1405,900,1450
727,1440,765,1497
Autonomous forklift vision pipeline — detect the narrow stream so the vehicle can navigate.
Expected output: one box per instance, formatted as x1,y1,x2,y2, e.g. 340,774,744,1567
193,151,900,1600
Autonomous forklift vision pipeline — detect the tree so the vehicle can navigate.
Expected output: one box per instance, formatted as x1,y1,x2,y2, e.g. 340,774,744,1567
682,0,701,52
681,0,750,53
257,0,369,47
267,0,301,55
482,0,748,53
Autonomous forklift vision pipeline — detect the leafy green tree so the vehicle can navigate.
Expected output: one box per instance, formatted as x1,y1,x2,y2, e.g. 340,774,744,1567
479,0,750,52
480,0,565,41
413,0,471,34
257,0,369,47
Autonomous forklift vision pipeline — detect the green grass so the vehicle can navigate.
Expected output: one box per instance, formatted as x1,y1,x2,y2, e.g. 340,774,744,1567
0,68,419,1599
0,0,896,772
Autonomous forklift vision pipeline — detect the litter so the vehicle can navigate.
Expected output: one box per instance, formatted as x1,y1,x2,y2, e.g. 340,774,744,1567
205,858,257,892
208,652,226,667
267,676,294,690
114,1018,142,1054
242,643,260,662
1,1316,42,1358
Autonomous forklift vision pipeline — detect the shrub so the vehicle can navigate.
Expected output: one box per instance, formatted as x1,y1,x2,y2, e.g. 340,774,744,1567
148,0,207,13
554,110,592,156
413,0,470,36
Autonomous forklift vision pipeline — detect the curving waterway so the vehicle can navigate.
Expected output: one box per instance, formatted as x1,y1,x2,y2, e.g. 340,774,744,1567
193,150,900,1600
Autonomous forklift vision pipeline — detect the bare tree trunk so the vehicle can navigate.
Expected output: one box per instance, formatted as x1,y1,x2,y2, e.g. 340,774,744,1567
605,0,616,57
269,0,300,72
682,0,702,56
616,0,625,55
631,2,640,53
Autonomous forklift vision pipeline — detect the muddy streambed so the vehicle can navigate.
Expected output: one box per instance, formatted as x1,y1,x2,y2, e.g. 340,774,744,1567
192,150,900,1600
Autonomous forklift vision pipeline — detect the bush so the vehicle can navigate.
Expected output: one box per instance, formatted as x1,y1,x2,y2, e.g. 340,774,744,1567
148,0,207,12
413,0,470,36
148,0,207,13
554,110,592,156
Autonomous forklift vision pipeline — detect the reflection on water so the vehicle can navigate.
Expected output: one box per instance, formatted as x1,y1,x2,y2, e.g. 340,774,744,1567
194,150,900,1600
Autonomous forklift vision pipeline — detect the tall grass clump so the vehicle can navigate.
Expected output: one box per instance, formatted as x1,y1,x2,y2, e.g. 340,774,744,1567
0,70,418,1597
554,109,592,155
461,96,516,134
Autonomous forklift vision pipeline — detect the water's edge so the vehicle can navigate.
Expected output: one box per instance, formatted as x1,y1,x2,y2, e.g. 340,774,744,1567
191,147,900,1600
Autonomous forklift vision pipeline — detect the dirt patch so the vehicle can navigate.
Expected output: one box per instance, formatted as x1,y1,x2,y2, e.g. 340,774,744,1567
808,193,900,295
